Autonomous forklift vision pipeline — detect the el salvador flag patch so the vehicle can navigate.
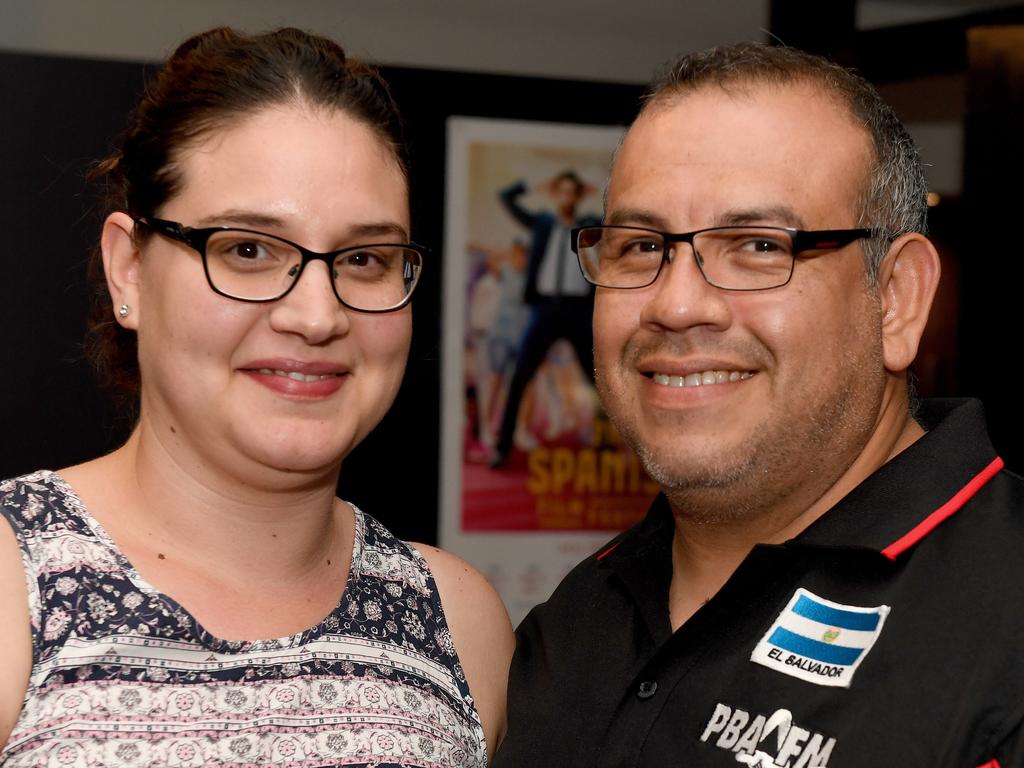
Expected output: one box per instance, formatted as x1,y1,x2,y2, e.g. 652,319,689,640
750,588,890,688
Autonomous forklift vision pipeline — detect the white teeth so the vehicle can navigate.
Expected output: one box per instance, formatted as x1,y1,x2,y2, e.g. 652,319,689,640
255,368,335,382
651,370,754,387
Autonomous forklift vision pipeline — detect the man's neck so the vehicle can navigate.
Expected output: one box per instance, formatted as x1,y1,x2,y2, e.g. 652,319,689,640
667,391,925,631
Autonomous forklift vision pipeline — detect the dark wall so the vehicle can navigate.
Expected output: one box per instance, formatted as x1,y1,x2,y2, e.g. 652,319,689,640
0,51,643,543
1,54,147,475
962,27,1024,473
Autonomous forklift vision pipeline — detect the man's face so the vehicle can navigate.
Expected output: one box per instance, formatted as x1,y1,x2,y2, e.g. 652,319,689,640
594,82,889,519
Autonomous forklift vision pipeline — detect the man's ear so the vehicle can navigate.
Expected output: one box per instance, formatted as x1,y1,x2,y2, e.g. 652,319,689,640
101,212,142,330
876,232,941,372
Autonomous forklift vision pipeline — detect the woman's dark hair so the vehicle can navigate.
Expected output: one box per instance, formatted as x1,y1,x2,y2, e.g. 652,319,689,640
86,26,408,404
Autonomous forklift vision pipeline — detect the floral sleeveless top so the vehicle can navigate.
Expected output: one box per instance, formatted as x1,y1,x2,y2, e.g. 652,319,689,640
0,471,487,767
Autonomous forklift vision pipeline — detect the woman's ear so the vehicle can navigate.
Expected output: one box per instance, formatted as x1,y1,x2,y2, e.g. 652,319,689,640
876,232,942,373
101,212,142,330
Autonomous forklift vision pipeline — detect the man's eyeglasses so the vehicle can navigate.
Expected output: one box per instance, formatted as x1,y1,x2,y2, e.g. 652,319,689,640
135,217,426,312
571,225,883,292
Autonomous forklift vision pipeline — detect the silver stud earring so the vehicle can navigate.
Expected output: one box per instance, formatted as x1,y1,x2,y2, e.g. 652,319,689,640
118,304,130,318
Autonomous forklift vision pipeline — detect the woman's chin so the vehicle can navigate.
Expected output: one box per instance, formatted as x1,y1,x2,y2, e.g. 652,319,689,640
230,427,360,482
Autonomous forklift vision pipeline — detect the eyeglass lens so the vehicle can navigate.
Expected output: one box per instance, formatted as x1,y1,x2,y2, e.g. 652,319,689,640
576,226,797,290
203,230,421,310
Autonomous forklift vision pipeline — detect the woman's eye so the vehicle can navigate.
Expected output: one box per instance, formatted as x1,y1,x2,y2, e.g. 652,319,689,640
232,241,264,259
213,239,270,260
341,251,377,267
337,249,395,278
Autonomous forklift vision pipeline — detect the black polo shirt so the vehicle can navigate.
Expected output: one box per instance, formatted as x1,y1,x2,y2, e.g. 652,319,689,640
495,399,1024,767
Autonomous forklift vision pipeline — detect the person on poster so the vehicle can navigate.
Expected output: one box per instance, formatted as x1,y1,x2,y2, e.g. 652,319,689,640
489,172,600,467
495,43,1024,766
0,27,513,766
466,239,529,452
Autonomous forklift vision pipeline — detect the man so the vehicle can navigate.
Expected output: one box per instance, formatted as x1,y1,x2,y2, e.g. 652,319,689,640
489,172,599,467
494,43,1024,767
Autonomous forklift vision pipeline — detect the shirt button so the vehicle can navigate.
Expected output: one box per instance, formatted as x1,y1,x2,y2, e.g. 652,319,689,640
636,680,658,699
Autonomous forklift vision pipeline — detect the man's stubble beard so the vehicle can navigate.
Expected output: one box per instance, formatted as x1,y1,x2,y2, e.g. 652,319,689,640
594,329,886,527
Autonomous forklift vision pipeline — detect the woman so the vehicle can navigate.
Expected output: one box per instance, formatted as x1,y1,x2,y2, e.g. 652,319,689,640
0,27,513,767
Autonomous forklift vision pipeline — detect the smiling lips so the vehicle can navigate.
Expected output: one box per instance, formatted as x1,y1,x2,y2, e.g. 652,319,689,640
650,370,755,388
242,361,348,398
256,368,342,383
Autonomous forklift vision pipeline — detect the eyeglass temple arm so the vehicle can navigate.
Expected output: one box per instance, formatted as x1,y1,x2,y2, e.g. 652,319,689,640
791,228,879,252
136,216,188,239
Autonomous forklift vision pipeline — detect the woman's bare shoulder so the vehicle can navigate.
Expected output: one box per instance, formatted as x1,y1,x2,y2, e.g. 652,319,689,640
411,544,513,643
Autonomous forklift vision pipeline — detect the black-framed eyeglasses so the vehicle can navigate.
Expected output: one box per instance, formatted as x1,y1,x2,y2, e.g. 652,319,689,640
571,224,883,291
134,217,426,312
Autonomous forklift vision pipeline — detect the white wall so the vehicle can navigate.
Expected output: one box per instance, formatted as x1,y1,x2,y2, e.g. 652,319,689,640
0,0,769,84
0,0,968,192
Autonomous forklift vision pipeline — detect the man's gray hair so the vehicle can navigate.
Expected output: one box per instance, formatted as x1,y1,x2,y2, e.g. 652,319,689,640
643,42,928,281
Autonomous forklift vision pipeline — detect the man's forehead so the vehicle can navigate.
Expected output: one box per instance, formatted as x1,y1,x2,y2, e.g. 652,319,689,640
631,79,863,148
607,80,872,225
642,76,852,122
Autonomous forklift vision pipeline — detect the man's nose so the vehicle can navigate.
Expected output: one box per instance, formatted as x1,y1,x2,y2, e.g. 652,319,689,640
639,245,733,333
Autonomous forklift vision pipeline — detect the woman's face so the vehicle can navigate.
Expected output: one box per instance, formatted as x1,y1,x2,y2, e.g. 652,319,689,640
122,105,412,484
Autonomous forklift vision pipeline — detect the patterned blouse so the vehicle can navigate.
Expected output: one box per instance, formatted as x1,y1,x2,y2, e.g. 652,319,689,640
0,471,487,767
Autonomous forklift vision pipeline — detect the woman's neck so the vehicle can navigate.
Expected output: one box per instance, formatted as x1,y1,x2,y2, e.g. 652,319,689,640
62,420,347,590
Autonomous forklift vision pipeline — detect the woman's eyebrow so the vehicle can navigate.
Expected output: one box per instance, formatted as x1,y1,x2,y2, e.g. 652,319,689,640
348,222,410,241
194,209,288,229
193,211,409,241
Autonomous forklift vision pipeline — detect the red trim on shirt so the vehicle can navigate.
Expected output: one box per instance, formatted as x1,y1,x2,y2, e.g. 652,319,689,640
881,457,1005,560
596,543,621,560
976,759,1001,768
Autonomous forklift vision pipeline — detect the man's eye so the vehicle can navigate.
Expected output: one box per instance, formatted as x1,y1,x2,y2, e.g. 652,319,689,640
621,239,661,255
734,237,791,256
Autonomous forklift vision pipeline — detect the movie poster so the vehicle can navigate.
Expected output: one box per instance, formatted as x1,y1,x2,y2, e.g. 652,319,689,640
440,117,658,623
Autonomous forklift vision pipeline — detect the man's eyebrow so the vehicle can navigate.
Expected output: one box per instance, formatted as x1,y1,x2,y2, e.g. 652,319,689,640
714,206,808,230
604,206,809,232
604,209,670,229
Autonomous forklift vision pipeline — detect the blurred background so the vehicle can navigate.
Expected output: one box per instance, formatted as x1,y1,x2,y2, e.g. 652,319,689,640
2,0,1022,547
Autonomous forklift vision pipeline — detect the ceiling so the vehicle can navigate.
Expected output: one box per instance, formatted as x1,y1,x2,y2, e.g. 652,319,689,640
0,0,1022,83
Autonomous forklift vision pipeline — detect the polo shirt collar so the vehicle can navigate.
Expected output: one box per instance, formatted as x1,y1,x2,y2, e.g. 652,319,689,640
795,398,1002,557
599,398,1002,583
